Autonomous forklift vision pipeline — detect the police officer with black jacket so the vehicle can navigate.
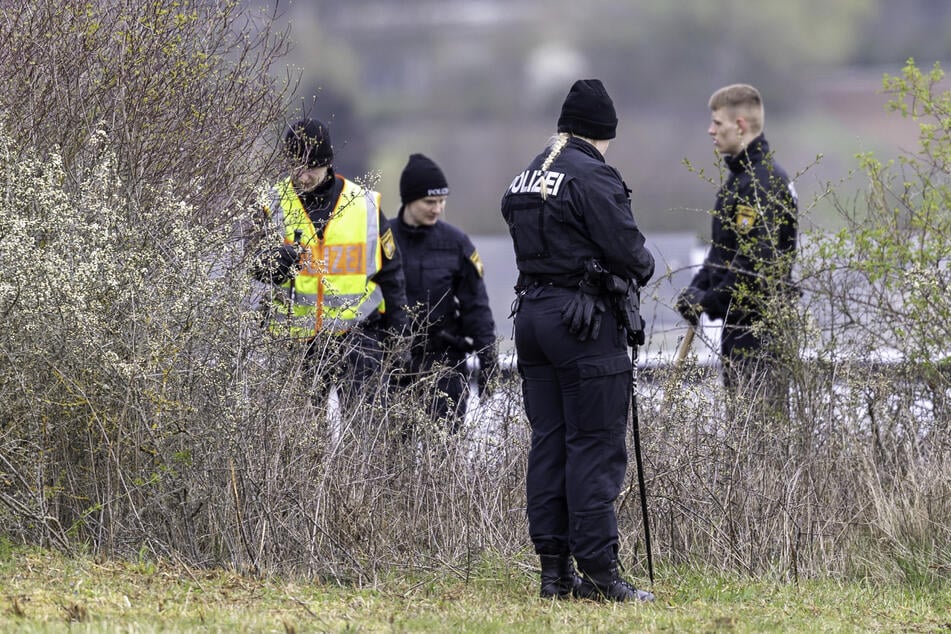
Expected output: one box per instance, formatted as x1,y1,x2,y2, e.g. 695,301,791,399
676,84,798,393
389,153,498,433
501,79,655,602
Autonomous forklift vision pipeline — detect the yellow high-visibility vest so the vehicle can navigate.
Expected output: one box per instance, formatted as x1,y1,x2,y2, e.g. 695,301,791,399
264,175,384,338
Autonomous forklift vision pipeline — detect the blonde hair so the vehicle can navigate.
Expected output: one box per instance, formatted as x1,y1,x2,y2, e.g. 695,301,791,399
539,133,570,200
709,84,764,135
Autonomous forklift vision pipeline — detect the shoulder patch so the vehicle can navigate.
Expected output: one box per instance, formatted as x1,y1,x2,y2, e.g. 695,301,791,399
469,250,485,278
381,227,396,259
735,204,757,234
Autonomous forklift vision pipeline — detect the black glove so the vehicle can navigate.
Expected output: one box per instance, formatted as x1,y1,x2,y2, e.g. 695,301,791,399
436,329,475,353
254,243,302,285
675,286,704,326
561,289,606,342
476,350,499,398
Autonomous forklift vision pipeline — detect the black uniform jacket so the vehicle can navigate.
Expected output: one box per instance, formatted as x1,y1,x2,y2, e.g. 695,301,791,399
388,210,496,358
688,134,798,326
500,137,654,288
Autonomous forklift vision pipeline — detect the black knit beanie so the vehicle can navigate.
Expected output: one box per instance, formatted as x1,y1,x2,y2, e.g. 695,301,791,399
557,79,618,140
283,118,334,168
399,153,450,205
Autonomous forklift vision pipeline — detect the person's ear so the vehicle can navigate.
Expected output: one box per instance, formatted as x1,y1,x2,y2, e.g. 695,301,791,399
736,115,749,136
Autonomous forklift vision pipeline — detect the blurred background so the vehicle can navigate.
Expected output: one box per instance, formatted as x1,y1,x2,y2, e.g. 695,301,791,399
250,0,951,354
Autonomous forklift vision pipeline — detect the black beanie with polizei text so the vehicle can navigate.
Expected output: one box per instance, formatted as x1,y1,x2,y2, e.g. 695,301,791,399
399,153,450,205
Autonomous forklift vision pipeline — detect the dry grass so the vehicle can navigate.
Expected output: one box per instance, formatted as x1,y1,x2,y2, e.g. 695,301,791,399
1,544,949,633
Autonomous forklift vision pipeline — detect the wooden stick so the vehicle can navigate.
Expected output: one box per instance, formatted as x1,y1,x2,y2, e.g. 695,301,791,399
675,325,696,366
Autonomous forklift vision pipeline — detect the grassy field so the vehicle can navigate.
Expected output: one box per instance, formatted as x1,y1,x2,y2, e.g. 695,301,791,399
1,545,948,633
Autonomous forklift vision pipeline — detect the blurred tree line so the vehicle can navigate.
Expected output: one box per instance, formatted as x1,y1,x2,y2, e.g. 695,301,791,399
253,0,951,235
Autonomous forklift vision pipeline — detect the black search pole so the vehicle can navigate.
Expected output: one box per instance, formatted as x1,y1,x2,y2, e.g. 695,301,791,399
288,229,303,306
287,229,303,333
630,341,655,585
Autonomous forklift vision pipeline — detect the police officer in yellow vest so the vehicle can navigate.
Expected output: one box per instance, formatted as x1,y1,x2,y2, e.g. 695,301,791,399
253,119,408,407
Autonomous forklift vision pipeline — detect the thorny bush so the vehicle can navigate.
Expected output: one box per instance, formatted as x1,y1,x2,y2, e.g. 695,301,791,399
0,0,948,588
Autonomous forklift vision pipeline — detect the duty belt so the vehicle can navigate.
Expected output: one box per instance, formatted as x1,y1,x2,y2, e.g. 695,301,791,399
516,273,581,290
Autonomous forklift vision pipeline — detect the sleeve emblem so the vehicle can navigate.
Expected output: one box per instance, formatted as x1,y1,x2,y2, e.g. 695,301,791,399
381,227,397,260
735,204,757,234
469,250,485,278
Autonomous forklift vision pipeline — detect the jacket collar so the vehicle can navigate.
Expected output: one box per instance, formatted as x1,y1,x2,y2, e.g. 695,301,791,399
397,206,435,239
725,134,769,173
566,136,606,162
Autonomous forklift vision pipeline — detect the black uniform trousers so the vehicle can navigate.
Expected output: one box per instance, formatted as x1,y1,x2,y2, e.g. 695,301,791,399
396,347,470,434
722,311,793,424
514,285,631,572
305,325,387,415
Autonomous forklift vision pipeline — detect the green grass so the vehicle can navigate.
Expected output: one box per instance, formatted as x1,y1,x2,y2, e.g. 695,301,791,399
0,545,948,633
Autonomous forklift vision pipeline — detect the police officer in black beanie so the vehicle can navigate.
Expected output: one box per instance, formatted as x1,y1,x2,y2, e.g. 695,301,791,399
501,79,655,601
251,118,407,412
389,153,498,434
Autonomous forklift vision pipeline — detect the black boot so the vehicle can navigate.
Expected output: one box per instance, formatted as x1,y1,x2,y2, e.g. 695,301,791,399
539,554,582,599
574,561,655,602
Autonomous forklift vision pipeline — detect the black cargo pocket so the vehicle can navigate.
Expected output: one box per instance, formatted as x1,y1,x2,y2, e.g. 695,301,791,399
570,353,633,433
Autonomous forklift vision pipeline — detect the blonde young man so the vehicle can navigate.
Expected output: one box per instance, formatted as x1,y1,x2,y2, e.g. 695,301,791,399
676,84,798,391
